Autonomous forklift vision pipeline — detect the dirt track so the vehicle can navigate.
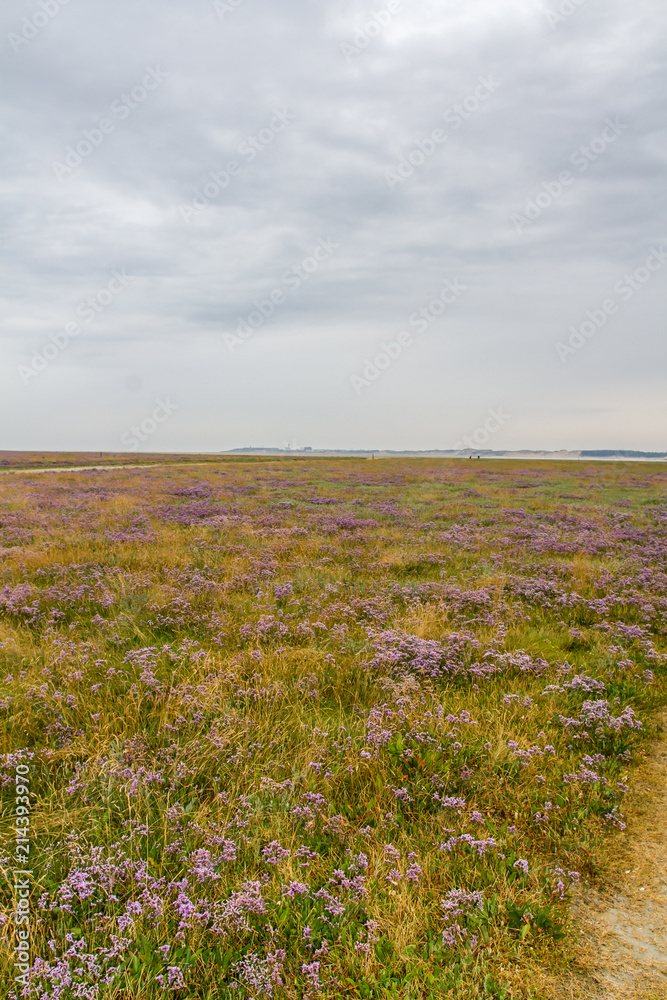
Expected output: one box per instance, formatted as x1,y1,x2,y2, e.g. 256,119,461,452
570,713,667,998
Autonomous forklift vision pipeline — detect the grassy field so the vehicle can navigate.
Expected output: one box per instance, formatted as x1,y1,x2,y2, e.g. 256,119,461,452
0,452,223,471
1,457,665,999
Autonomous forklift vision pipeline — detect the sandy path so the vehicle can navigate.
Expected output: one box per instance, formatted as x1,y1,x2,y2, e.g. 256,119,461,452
0,461,218,475
569,713,667,998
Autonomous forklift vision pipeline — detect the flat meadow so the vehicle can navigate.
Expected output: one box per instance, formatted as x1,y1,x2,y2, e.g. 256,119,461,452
1,456,666,999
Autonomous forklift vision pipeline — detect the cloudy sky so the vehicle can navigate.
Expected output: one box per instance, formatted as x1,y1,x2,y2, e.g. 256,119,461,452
2,0,666,452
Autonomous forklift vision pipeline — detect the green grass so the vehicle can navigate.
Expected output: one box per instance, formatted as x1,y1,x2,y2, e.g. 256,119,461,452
0,456,665,998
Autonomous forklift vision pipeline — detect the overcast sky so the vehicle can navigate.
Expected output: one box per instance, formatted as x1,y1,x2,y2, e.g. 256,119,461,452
2,0,666,452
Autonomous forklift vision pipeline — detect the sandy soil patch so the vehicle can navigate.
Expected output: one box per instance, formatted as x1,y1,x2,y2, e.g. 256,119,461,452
567,712,667,999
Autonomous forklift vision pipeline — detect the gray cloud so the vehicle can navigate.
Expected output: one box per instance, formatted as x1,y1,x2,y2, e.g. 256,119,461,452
2,0,666,451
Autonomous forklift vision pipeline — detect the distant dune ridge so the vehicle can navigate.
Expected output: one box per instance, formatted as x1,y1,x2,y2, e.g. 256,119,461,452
228,447,667,461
